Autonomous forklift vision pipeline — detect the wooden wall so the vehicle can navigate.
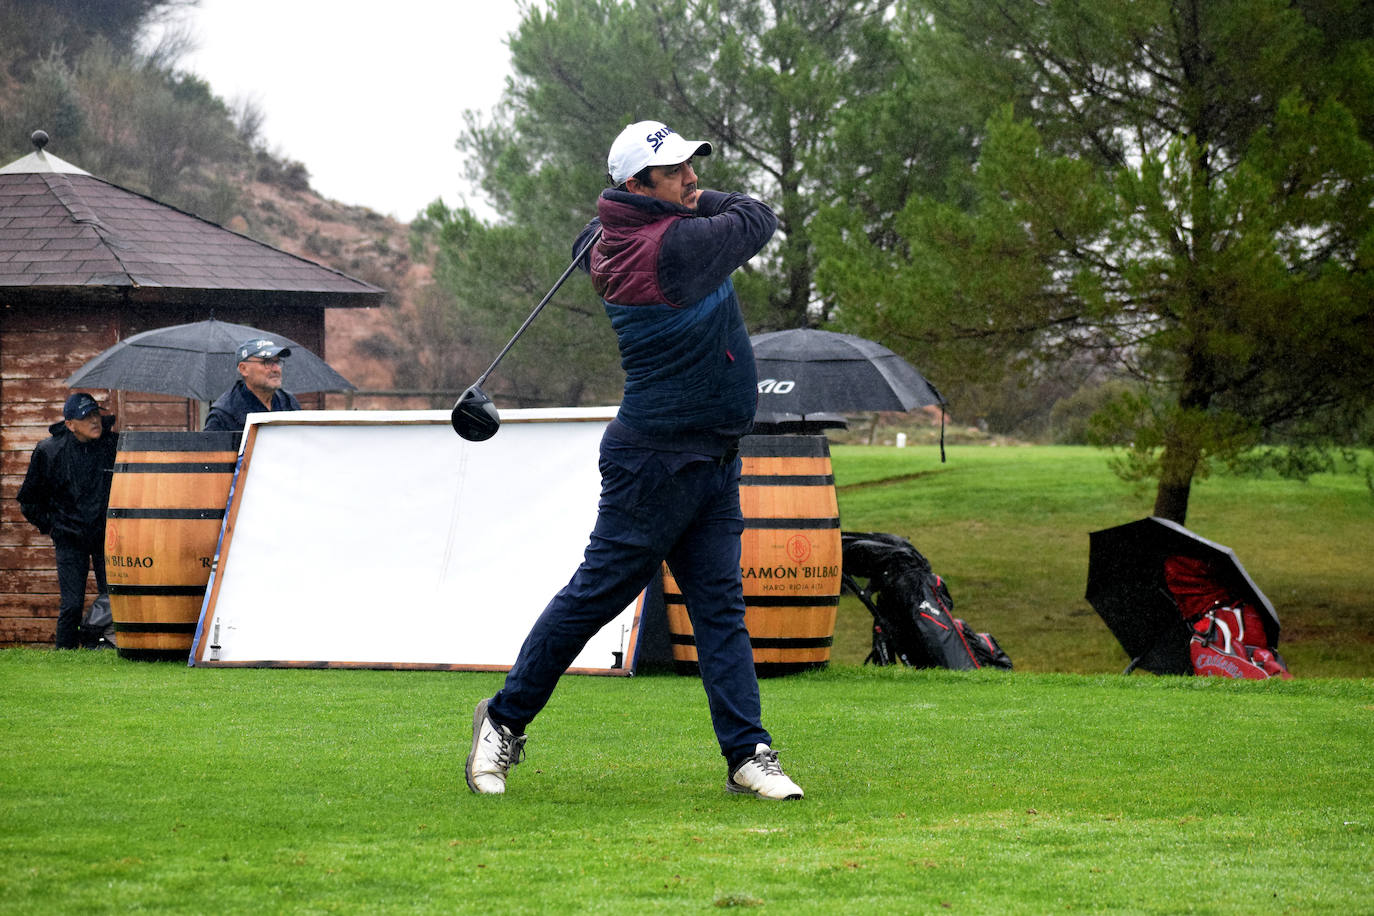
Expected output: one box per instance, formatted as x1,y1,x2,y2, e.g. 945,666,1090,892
1,301,327,647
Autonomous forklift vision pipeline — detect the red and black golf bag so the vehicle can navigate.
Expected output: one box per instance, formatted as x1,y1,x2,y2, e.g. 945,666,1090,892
841,532,1012,670
1164,555,1291,679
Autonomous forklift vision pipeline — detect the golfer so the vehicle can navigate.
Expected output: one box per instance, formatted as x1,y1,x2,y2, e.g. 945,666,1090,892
466,119,804,800
203,338,301,432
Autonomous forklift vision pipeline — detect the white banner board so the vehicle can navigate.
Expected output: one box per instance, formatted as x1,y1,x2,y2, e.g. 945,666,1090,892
190,409,641,673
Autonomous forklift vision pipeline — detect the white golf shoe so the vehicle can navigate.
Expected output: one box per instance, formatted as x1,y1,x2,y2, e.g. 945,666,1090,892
465,698,527,795
727,744,804,800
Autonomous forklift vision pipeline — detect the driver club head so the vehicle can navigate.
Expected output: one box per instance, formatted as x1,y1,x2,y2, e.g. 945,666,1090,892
451,385,501,441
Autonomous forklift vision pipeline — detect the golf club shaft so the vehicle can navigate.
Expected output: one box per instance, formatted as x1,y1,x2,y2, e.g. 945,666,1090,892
472,227,603,389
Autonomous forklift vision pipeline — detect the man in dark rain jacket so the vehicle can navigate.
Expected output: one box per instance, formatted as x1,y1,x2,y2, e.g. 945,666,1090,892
203,337,301,433
17,392,119,649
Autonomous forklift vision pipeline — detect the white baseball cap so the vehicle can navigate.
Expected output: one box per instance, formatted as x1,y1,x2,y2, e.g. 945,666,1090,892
607,120,712,185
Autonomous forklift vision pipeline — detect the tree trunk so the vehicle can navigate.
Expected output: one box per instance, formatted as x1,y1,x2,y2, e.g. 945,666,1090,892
1152,440,1199,525
1152,476,1192,525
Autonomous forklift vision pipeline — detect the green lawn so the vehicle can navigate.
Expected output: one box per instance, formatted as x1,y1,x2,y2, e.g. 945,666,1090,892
828,445,1373,677
1,652,1370,914
3,445,1370,913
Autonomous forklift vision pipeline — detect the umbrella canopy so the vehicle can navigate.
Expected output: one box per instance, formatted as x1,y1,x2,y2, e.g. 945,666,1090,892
751,329,943,418
66,319,354,401
1086,517,1280,675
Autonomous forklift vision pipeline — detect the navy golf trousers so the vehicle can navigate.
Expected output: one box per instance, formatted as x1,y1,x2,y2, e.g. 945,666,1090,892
487,440,771,765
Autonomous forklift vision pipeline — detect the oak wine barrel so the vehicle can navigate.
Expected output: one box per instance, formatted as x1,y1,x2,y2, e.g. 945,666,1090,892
104,431,239,661
663,434,841,677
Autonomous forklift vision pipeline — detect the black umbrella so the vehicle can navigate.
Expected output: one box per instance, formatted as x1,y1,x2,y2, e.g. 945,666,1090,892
65,319,354,400
751,329,944,417
1086,517,1280,675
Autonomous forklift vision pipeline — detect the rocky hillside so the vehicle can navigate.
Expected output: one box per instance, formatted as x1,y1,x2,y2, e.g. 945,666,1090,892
0,3,436,402
214,166,431,404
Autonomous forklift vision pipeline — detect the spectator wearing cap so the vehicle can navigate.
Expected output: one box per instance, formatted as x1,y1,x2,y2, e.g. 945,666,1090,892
17,392,120,649
203,338,302,433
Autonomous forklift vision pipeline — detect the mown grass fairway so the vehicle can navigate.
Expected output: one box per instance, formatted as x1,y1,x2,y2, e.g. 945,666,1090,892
3,445,1370,913
829,445,1373,677
1,653,1370,913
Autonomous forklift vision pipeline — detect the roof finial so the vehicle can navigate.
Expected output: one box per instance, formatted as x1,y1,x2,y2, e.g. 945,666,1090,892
31,130,49,151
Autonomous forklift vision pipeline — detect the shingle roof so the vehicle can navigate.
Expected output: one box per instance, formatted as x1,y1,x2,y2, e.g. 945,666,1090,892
0,146,385,308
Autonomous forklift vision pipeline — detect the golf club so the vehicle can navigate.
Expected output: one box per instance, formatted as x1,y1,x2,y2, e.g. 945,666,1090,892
451,228,603,441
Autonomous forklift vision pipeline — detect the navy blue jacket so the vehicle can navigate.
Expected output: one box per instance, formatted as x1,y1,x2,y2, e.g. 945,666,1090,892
17,416,119,544
575,188,776,453
203,379,301,433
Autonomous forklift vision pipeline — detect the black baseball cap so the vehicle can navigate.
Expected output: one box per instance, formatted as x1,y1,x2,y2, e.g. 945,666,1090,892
63,392,101,420
236,338,292,362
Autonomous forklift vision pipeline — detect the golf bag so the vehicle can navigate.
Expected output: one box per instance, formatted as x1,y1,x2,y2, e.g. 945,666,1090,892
1164,555,1290,679
841,532,1012,670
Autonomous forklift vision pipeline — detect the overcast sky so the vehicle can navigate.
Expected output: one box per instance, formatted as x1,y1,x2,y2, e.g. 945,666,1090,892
148,0,526,221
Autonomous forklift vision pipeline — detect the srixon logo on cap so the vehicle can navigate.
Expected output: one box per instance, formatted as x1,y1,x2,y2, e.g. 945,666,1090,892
645,125,678,153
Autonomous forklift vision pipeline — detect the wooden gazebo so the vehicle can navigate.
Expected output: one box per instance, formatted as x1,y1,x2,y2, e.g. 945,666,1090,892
0,132,385,646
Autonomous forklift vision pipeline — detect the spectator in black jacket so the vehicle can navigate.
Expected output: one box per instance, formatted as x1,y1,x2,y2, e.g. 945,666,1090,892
203,338,301,433
17,392,119,649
